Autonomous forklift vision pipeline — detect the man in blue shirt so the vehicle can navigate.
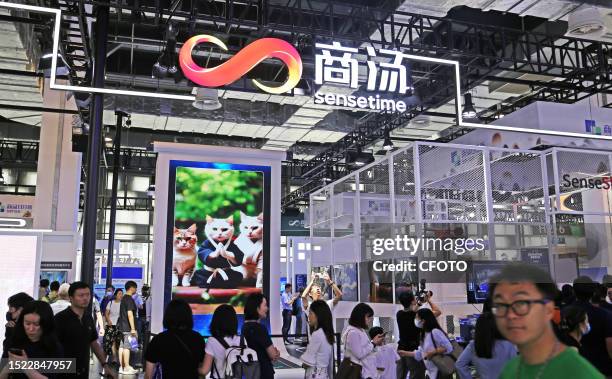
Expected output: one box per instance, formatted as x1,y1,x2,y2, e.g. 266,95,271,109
281,283,296,344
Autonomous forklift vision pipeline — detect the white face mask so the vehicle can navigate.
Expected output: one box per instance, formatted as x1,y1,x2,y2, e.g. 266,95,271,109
414,319,424,329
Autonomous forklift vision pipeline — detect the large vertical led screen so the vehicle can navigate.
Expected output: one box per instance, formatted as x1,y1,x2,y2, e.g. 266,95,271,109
165,161,270,335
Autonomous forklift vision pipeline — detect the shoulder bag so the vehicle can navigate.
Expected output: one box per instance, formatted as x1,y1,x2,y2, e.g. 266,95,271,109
429,330,463,377
335,330,362,379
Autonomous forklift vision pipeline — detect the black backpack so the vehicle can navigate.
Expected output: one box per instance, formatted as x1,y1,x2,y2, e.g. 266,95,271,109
291,297,301,316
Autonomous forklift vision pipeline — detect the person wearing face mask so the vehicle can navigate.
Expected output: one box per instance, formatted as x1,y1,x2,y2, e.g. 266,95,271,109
340,303,384,379
0,301,63,379
396,292,426,379
2,293,33,359
401,308,453,379
100,285,115,316
558,305,591,350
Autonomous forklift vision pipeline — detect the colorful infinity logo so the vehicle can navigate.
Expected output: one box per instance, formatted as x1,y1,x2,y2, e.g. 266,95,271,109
179,35,303,95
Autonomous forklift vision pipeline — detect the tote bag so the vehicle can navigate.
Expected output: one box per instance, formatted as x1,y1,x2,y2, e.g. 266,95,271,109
429,331,463,377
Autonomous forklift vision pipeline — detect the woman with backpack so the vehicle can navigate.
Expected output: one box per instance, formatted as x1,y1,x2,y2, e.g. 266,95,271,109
300,300,334,379
144,299,205,379
242,293,280,378
400,308,454,379
200,304,241,377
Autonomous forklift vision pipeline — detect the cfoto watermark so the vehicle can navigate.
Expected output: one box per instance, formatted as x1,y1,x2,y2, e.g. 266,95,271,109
372,260,468,272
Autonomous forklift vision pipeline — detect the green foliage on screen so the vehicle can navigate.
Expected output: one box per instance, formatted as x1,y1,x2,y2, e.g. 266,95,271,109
174,167,263,221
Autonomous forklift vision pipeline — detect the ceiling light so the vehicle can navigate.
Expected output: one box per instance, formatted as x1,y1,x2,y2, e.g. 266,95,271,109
567,6,607,37
462,93,478,119
382,132,394,151
192,87,222,110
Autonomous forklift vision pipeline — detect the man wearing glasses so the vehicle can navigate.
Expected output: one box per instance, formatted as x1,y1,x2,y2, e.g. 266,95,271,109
489,263,603,379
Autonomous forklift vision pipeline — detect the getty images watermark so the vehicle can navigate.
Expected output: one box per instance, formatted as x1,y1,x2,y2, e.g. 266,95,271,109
370,235,486,272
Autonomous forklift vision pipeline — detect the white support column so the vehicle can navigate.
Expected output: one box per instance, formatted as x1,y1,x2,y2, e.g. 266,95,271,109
541,153,555,279
482,149,497,259
33,80,82,232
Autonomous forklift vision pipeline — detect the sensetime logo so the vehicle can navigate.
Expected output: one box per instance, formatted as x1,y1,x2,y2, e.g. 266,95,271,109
562,174,612,190
179,35,303,95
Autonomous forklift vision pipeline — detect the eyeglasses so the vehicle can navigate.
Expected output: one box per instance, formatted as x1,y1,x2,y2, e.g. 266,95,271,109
491,299,550,317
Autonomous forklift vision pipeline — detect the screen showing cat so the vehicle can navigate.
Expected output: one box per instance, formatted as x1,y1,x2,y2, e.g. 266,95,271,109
167,161,270,336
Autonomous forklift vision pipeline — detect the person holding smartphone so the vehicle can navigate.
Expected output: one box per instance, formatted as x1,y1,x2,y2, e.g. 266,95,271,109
2,293,33,360
341,303,385,379
0,301,63,379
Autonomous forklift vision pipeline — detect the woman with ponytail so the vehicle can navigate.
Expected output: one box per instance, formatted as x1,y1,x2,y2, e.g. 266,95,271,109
558,305,590,350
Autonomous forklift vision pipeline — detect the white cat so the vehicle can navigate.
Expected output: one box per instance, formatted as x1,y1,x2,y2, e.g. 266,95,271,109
204,215,234,258
233,212,264,288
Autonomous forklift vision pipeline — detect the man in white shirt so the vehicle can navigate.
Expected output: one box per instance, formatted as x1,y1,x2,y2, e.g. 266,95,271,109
281,283,297,344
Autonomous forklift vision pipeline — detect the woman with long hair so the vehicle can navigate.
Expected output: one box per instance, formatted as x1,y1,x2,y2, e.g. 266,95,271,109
300,300,334,379
0,301,63,379
199,304,241,378
144,299,206,379
455,312,517,379
242,293,280,378
103,288,123,363
340,303,384,379
401,308,453,379
558,305,590,350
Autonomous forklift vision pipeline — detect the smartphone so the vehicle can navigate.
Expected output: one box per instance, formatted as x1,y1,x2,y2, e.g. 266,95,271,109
8,348,22,355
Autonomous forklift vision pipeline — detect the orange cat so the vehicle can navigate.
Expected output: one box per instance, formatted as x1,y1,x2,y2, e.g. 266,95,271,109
172,224,197,287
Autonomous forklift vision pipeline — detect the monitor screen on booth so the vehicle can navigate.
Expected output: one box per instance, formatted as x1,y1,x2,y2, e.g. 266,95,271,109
165,161,271,336
466,260,509,304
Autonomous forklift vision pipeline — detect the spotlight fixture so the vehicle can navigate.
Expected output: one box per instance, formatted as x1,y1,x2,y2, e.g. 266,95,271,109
192,87,222,110
346,148,374,168
152,22,181,81
462,93,478,119
73,92,92,109
147,175,156,197
37,51,71,78
382,131,394,151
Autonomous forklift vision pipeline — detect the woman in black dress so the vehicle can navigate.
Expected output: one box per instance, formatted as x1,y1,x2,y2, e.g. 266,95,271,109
242,293,280,378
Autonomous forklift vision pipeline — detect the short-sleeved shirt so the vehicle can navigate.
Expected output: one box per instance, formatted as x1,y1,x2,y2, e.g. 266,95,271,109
499,346,604,379
396,309,419,351
281,292,292,311
574,300,612,375
242,321,274,378
117,294,137,332
205,335,241,376
145,329,205,379
54,307,98,379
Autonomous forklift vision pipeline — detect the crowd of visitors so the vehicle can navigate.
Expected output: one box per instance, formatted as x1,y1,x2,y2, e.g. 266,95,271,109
1,264,611,378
